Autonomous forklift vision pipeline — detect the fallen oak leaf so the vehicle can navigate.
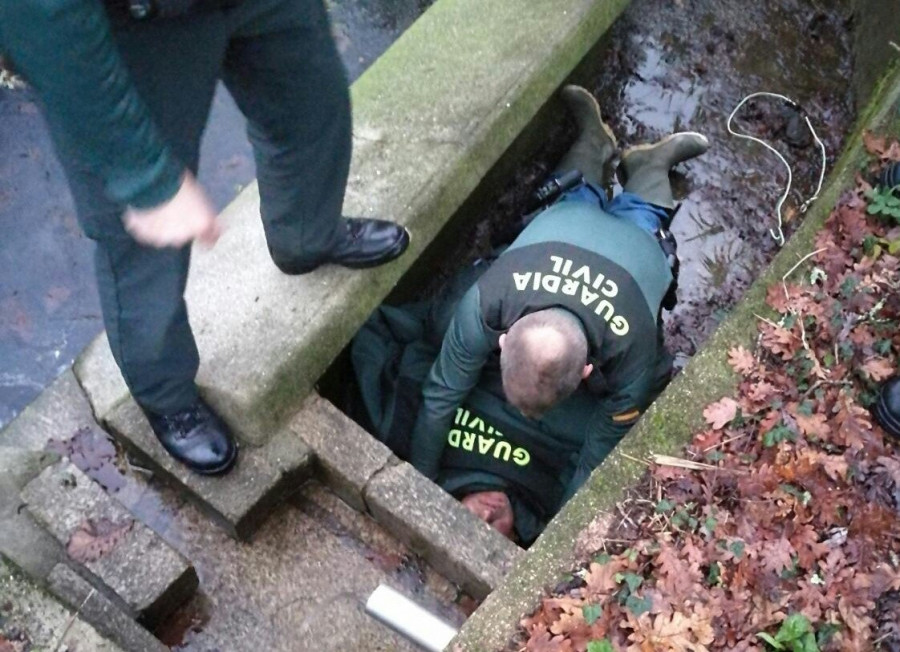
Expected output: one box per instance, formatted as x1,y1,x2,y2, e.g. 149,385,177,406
703,397,739,430
792,412,830,439
859,357,894,382
727,346,756,375
66,517,133,564
863,130,888,158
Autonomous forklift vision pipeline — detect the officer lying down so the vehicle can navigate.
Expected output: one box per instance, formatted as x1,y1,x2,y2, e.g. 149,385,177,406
351,85,708,545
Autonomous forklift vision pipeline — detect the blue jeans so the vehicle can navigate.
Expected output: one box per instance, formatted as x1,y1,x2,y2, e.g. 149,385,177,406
560,183,668,235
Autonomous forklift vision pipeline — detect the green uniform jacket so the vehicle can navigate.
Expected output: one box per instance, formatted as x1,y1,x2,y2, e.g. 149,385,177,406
409,200,673,501
0,0,183,208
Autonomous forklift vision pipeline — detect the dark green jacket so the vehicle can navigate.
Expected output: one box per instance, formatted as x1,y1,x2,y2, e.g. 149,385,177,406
0,0,183,208
409,200,673,501
351,288,586,544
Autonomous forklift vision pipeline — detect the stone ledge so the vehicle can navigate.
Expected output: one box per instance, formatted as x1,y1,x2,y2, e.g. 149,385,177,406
450,61,900,652
48,563,168,652
291,395,523,599
105,397,314,540
289,394,395,513
21,462,197,629
363,462,523,600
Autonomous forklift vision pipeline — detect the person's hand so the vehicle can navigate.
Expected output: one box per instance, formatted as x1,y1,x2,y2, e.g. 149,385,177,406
123,172,221,248
461,490,515,539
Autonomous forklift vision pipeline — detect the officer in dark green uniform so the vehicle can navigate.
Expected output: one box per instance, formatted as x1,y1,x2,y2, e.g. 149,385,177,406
353,86,708,543
0,0,409,474
408,85,708,506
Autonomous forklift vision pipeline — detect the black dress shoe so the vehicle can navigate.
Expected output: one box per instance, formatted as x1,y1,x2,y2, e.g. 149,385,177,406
273,217,410,275
142,399,238,475
874,376,900,440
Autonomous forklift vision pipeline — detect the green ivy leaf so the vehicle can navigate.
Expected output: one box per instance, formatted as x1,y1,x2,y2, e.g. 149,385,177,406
587,640,615,652
655,498,675,513
582,603,602,625
624,594,652,617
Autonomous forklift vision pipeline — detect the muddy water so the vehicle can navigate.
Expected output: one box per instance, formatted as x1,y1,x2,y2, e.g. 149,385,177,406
587,0,854,360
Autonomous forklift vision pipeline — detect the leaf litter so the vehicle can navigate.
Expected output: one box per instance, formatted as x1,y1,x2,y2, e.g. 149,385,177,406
511,139,900,651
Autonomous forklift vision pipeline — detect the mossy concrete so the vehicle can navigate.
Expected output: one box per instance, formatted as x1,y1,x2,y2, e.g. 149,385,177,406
451,62,900,652
74,0,630,447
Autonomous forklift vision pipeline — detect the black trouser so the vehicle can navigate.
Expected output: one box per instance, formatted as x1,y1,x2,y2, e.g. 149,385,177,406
59,0,351,412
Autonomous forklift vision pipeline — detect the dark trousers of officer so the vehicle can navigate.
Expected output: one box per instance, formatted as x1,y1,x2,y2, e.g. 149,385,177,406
58,0,351,413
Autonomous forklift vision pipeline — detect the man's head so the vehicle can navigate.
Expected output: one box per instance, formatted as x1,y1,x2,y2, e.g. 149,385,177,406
499,309,592,418
461,490,515,539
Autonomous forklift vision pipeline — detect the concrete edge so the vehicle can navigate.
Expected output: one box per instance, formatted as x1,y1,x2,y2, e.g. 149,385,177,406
48,563,169,652
450,62,900,652
290,395,523,599
105,398,315,540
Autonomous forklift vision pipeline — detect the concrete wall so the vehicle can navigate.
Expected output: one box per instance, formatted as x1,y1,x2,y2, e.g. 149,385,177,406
852,0,900,110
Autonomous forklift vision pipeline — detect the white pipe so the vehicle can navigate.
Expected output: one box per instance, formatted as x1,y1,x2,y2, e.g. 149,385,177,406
365,584,459,651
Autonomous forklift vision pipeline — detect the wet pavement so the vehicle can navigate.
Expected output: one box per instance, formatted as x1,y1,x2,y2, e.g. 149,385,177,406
115,469,466,650
0,0,435,429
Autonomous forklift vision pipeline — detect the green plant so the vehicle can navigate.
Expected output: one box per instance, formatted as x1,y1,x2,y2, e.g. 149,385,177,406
756,613,819,651
865,186,900,222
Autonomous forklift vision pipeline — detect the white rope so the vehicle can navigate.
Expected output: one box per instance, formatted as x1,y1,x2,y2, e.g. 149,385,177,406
726,92,827,246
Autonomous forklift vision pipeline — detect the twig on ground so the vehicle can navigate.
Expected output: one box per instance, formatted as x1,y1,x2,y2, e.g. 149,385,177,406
619,452,650,466
802,379,854,399
702,432,751,453
53,588,96,651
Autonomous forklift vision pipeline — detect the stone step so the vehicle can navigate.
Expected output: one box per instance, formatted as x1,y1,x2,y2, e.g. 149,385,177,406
291,396,523,599
21,462,197,629
104,396,314,540
0,370,174,648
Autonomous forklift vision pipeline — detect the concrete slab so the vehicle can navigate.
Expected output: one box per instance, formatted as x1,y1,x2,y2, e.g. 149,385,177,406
48,563,169,652
74,0,631,447
0,369,100,453
21,462,197,628
289,395,394,513
104,397,314,539
0,369,103,582
0,556,122,652
364,462,523,600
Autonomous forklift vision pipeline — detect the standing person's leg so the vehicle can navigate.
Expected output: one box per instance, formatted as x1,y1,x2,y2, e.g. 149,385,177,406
57,11,236,473
221,0,409,273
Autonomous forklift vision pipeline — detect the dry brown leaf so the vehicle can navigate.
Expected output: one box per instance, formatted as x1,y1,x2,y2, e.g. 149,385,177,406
859,357,894,381
703,397,739,430
66,517,133,564
727,346,755,375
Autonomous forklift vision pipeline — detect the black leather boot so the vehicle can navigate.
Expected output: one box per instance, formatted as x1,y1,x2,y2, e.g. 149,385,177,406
142,399,238,475
273,217,410,275
874,376,900,440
